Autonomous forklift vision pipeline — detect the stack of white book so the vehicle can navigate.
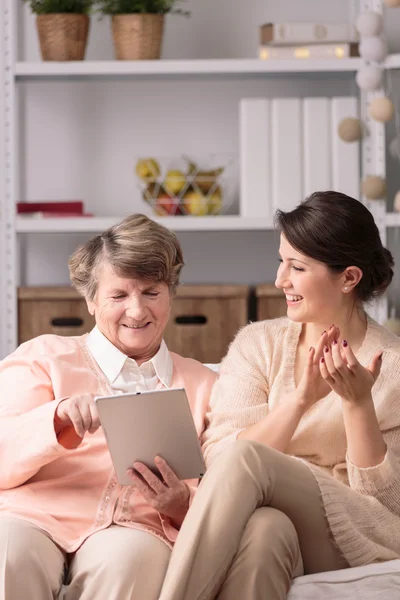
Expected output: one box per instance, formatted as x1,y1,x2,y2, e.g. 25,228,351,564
240,97,360,218
259,22,359,60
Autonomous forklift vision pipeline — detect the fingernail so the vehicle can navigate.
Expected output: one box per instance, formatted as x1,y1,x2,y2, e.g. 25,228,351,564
321,330,326,336
342,340,348,347
332,339,338,345
330,324,335,329
309,346,313,351
320,357,325,363
324,346,329,353
379,353,383,360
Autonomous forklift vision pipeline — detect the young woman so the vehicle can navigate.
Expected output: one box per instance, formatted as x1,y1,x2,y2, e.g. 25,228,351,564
159,191,400,600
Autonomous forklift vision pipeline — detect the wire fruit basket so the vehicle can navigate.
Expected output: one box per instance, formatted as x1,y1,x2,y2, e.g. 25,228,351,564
135,154,236,216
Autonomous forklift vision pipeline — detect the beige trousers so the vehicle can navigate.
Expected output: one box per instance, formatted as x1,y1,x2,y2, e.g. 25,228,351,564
0,518,171,600
159,440,348,600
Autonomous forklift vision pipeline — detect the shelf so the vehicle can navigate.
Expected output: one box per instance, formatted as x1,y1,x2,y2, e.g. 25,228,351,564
385,53,400,70
14,58,363,80
16,212,400,233
385,212,400,227
16,215,274,233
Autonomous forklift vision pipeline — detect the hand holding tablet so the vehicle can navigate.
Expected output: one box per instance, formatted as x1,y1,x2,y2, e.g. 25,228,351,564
95,388,206,486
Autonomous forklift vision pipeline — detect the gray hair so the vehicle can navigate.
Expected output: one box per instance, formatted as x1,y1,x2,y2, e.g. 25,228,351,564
68,214,184,300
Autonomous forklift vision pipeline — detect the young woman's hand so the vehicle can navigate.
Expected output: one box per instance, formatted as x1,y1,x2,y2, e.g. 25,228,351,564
319,339,382,404
127,456,190,528
296,325,340,409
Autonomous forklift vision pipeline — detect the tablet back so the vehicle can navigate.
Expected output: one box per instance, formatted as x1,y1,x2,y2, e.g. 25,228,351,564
95,388,206,485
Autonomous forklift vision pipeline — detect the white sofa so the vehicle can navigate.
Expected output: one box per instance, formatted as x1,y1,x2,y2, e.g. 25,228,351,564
288,559,400,599
60,560,400,598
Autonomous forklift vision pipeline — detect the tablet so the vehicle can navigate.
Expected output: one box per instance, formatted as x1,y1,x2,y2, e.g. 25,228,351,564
94,388,206,486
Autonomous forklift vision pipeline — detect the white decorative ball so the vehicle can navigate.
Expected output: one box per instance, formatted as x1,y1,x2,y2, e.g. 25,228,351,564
384,318,400,336
361,175,386,199
383,0,400,7
356,12,383,37
390,137,400,160
355,65,383,90
368,96,395,122
338,117,363,142
394,190,400,212
359,36,388,62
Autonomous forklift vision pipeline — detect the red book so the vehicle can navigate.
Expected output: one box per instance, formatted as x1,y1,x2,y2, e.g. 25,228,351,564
19,211,94,218
17,201,84,214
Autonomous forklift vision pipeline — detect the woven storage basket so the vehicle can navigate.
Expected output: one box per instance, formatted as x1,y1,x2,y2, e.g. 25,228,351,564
36,14,89,61
112,14,165,60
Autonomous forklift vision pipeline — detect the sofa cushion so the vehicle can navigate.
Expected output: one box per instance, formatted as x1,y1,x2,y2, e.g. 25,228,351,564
288,559,400,599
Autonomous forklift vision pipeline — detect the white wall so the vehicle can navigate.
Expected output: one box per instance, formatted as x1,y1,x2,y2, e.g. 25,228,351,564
17,0,400,307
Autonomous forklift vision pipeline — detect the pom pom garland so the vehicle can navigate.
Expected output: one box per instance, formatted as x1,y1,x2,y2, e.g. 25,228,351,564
356,11,383,37
361,175,386,199
338,118,363,142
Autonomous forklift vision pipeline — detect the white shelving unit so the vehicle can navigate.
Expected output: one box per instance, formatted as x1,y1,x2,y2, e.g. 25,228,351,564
1,0,399,358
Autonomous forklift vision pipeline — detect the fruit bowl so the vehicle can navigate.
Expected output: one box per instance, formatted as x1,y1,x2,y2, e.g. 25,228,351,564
135,155,236,216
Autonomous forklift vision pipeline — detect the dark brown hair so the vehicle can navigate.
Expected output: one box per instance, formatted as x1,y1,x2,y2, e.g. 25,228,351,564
69,214,184,300
275,191,394,303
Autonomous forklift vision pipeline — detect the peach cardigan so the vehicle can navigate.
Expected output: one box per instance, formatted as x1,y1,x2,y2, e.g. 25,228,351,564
0,334,217,552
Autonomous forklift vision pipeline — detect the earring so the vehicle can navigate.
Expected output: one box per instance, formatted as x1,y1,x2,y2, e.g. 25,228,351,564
344,287,348,291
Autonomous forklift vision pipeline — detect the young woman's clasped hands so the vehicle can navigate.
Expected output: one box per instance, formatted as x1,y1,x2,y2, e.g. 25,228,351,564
302,324,383,407
317,327,382,406
305,324,387,470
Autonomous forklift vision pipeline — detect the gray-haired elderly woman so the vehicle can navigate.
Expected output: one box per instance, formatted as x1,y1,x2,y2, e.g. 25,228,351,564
0,214,217,600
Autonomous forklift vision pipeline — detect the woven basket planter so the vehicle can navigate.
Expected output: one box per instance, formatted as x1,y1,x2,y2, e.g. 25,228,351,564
112,14,165,60
36,14,90,61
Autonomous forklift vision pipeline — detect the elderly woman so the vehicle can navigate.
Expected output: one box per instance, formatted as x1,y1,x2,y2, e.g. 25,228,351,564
0,214,216,600
159,191,400,600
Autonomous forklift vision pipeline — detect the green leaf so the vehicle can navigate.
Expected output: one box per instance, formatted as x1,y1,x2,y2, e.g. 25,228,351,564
92,0,190,16
22,0,94,15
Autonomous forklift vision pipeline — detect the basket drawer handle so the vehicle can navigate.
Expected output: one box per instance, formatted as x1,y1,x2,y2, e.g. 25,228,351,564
175,315,207,325
51,317,84,328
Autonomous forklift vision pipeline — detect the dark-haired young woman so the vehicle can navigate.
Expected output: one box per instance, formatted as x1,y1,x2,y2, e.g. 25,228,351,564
159,191,400,600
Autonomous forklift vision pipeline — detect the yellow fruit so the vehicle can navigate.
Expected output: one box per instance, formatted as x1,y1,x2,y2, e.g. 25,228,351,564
135,158,160,181
164,170,186,195
207,188,223,215
183,191,208,216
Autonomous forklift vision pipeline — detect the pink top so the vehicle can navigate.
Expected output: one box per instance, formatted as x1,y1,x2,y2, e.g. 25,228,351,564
0,334,217,552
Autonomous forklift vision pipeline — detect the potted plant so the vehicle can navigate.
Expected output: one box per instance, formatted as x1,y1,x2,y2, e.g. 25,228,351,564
22,1,93,61
94,1,190,60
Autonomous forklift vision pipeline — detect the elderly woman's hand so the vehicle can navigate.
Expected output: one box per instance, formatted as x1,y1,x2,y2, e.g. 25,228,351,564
127,456,190,528
54,393,100,448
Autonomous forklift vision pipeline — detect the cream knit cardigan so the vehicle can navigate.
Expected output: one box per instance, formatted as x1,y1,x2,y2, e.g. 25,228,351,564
201,316,400,567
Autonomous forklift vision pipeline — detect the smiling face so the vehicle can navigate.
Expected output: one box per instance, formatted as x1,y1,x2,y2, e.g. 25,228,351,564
86,262,172,363
275,234,349,325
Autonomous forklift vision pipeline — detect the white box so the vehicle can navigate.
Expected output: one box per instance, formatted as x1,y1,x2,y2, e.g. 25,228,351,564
303,98,331,197
239,99,271,218
271,98,303,212
331,97,360,199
